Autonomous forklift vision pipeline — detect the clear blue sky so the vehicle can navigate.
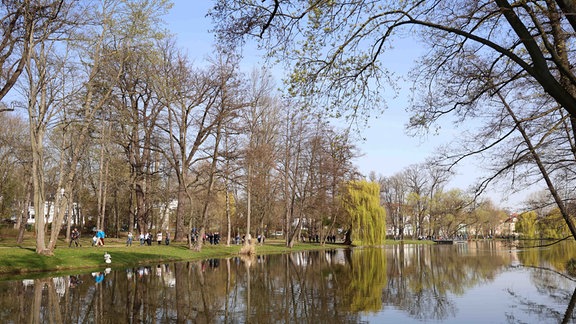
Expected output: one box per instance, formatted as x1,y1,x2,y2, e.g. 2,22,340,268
165,1,530,209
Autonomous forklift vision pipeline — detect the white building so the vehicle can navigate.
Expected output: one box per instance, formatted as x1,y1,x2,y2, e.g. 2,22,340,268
26,202,81,225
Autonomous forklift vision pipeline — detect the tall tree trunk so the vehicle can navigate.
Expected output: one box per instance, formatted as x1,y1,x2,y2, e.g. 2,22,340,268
113,190,119,237
65,186,74,240
344,227,352,245
134,180,147,233
17,177,33,244
245,164,252,245
47,143,68,251
97,139,110,230
225,183,231,246
128,190,135,235
194,125,222,251
187,199,194,249
31,125,47,254
174,183,188,241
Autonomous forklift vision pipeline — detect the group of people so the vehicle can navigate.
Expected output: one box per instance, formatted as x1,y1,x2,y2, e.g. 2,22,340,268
301,233,338,243
68,228,174,247
137,231,170,246
325,234,338,243
69,228,81,247
204,232,221,245
257,234,266,244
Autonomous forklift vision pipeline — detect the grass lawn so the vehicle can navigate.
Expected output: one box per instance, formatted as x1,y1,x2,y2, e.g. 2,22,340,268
0,231,343,278
0,228,434,279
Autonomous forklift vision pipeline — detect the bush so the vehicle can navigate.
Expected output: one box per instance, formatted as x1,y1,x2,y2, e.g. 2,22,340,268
239,243,255,255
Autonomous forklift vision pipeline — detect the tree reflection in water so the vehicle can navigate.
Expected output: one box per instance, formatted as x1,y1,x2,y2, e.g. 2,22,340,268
0,240,574,323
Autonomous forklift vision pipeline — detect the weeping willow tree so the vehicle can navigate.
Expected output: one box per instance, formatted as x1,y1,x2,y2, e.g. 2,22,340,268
515,211,538,239
340,180,386,245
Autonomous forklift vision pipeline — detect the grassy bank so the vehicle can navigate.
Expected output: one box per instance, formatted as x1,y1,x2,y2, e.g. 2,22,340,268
0,230,433,279
0,234,341,278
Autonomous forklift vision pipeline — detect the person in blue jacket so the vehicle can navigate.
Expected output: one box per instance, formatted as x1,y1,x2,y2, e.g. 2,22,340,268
96,229,105,246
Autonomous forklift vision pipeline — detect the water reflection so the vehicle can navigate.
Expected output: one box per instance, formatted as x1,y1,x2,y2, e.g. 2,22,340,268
0,241,575,323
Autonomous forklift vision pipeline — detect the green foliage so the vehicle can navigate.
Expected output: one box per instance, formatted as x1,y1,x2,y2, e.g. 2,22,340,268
515,211,537,239
516,209,572,239
537,208,570,239
567,258,576,277
341,180,386,245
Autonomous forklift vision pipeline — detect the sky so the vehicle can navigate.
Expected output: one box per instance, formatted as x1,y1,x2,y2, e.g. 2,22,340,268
165,1,532,209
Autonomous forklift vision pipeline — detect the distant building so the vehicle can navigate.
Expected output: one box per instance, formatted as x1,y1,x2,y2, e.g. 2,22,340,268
26,202,81,225
496,214,518,238
27,202,56,224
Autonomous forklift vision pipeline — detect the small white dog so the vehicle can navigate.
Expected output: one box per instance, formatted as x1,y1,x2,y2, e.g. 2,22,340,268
104,252,112,264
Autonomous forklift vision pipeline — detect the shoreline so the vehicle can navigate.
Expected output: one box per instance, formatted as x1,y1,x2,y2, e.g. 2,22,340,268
0,237,341,280
0,236,433,280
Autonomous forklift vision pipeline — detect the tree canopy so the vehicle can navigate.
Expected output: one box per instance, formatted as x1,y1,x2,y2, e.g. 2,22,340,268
341,180,386,245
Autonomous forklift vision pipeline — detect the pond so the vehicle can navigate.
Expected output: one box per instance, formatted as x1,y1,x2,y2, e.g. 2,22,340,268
0,240,575,323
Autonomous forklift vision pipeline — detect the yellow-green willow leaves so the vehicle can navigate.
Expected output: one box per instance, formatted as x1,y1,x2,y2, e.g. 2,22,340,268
341,180,386,245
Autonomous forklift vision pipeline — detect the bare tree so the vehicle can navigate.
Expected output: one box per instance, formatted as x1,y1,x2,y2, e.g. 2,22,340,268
379,174,408,240
279,106,318,247
156,43,243,243
190,51,244,251
111,48,164,234
24,0,132,254
0,0,69,107
237,68,281,245
102,0,173,236
24,35,70,254
403,164,429,239
0,114,30,241
312,125,358,244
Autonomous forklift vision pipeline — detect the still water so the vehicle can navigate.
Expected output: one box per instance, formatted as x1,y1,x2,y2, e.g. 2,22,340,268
0,240,575,323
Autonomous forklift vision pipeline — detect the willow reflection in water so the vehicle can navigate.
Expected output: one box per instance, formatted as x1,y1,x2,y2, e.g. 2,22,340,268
0,241,575,323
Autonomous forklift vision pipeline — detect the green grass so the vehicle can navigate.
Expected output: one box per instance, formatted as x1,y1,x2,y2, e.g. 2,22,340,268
0,233,344,278
0,229,433,279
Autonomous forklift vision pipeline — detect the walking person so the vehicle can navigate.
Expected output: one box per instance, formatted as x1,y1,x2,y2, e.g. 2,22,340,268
157,231,162,245
96,229,105,246
69,228,81,247
126,232,133,246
